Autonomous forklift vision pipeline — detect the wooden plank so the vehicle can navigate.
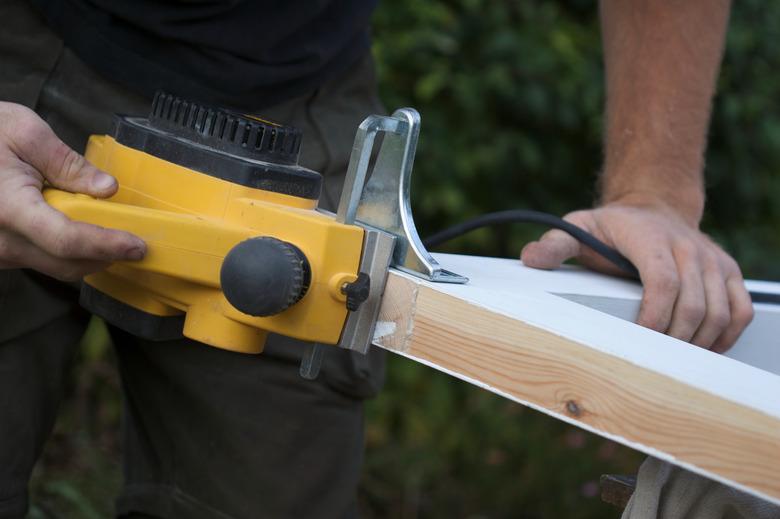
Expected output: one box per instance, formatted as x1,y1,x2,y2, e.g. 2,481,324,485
372,254,780,506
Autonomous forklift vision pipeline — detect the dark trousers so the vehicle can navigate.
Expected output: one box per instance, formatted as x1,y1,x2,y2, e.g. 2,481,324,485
0,1,386,517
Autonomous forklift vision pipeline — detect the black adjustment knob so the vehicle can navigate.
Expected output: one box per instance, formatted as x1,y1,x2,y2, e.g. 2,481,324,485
150,91,302,164
341,273,371,311
111,91,323,200
220,237,311,317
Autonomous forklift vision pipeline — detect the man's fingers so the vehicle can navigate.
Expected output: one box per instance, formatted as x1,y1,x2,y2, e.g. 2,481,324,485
6,188,145,261
666,245,706,342
711,275,754,354
0,230,109,281
690,258,732,349
5,104,117,197
520,229,581,270
634,248,679,333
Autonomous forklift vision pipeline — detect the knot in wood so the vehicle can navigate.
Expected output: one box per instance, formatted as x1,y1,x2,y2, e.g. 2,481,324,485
565,400,582,417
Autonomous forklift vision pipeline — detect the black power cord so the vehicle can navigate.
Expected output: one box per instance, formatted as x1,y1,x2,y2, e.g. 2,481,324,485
423,209,779,305
423,210,639,278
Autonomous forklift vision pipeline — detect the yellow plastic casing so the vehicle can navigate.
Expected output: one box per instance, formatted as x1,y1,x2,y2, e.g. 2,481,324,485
44,135,364,354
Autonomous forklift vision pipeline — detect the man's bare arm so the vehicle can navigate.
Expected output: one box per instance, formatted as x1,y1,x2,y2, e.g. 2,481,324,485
600,0,727,224
522,0,753,352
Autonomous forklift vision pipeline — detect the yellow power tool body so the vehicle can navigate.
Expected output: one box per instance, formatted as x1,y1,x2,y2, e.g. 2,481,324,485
44,92,467,377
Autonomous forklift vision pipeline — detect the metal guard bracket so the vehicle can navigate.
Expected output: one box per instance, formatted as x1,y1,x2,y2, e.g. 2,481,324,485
336,108,468,284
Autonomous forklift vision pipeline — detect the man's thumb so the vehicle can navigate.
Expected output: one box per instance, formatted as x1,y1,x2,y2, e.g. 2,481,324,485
520,229,582,270
9,105,117,197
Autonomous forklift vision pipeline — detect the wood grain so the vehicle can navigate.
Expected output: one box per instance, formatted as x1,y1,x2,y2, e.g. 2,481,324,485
373,256,780,505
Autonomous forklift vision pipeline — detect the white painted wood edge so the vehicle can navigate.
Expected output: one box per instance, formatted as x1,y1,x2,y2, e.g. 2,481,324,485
433,253,780,375
416,254,780,418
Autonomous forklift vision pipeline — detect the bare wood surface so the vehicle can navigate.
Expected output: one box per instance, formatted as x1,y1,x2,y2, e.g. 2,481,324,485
372,254,780,505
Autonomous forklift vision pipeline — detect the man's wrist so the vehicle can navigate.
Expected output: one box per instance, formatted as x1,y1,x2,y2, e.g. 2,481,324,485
598,184,705,228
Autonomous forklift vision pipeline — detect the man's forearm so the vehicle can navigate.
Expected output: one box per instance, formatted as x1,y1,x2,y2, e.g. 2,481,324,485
599,0,731,225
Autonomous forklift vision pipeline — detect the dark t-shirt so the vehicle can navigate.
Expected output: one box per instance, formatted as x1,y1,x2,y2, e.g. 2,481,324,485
30,0,378,110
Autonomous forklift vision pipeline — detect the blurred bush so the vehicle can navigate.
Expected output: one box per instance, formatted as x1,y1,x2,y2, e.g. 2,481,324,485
374,0,606,260
373,0,780,280
31,0,780,517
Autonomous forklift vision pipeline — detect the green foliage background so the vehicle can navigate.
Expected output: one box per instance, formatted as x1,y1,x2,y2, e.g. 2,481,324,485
30,1,780,518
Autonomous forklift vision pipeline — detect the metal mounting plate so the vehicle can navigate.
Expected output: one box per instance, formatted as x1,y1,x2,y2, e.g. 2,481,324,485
336,108,468,284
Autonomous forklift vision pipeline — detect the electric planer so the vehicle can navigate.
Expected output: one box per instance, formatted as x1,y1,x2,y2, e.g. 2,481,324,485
43,92,467,378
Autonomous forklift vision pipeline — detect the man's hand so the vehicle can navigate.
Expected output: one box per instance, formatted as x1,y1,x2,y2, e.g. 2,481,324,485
0,102,145,281
520,197,753,353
